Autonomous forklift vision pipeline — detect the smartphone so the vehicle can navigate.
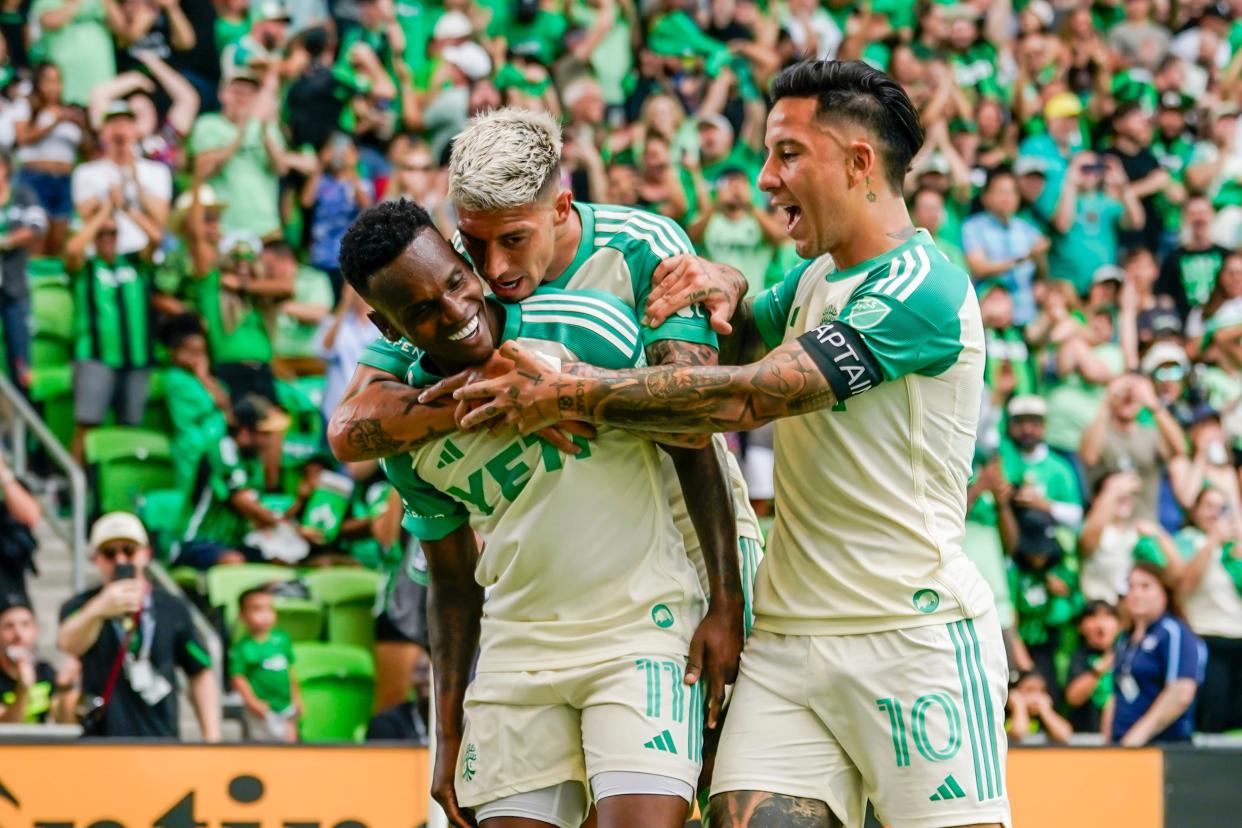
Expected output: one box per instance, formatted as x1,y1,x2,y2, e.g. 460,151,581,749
113,563,136,582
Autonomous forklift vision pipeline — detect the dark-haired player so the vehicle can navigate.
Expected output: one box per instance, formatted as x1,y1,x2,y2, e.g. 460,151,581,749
447,60,1012,828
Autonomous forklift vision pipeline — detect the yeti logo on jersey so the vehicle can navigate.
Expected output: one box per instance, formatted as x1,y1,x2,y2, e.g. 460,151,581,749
651,604,675,628
819,303,839,325
461,743,478,781
844,296,891,331
797,322,884,401
912,589,940,613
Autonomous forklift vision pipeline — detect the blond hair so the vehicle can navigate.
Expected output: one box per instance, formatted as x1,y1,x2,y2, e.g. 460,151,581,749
448,107,564,211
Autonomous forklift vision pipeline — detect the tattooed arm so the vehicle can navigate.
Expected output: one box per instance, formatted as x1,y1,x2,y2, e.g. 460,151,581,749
641,338,745,726
456,338,839,435
423,525,484,828
327,363,460,462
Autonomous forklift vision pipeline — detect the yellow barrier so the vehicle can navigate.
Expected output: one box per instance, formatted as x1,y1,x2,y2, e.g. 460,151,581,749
0,744,428,826
0,743,1162,826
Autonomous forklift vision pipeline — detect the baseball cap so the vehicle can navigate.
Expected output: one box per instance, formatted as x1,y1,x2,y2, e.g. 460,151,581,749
922,153,951,176
169,185,228,236
441,42,492,81
1007,395,1047,419
434,10,473,40
697,113,734,136
1044,92,1083,120
1145,309,1184,337
90,512,149,551
1140,341,1190,375
254,0,291,22
102,99,134,122
225,63,262,85
1092,264,1125,285
1013,156,1048,177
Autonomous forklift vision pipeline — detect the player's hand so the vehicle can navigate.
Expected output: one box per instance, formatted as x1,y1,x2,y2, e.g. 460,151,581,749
685,599,744,730
645,255,747,335
432,743,478,828
453,342,570,433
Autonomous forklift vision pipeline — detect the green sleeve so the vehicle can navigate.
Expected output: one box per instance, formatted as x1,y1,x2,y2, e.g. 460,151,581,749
838,251,969,381
208,436,252,500
357,336,420,380
514,288,645,368
227,638,250,677
379,455,468,541
753,259,814,350
1045,459,1083,509
614,217,719,350
188,115,232,155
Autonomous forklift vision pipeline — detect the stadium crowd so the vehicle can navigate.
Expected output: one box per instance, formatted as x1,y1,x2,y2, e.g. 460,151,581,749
0,0,1235,754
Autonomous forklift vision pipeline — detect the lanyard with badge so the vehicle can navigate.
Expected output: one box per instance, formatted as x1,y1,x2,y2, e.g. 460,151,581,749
119,592,172,706
1116,629,1145,704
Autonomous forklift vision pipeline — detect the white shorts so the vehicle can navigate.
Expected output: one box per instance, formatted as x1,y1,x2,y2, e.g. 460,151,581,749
712,612,1012,828
455,654,705,811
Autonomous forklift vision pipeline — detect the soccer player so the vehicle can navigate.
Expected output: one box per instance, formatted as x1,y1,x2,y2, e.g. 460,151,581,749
326,107,765,632
443,60,1012,828
337,199,740,828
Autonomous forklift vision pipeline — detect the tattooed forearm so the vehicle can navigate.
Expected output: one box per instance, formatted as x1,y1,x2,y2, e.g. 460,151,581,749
645,338,720,368
710,791,835,828
331,381,461,461
562,341,836,433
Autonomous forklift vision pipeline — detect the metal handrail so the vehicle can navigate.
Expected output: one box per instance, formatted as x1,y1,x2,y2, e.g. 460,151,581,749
0,370,88,592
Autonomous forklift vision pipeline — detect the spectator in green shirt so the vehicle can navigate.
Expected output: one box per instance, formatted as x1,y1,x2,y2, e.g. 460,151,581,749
689,168,784,296
263,241,333,376
159,312,232,496
29,0,116,105
230,585,301,742
1049,152,1145,296
1002,396,1084,535
64,197,162,460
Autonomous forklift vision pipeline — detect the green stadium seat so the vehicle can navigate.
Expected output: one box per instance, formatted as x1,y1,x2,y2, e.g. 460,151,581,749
84,427,176,514
29,365,74,448
273,597,324,642
137,487,186,562
305,568,380,651
30,335,71,371
170,565,203,595
206,563,297,630
292,642,375,743
30,281,74,342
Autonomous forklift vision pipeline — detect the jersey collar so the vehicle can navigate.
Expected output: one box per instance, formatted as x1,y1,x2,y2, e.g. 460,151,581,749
547,202,596,287
827,228,935,283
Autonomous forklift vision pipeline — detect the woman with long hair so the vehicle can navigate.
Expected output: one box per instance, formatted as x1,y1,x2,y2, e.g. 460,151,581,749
1106,562,1206,745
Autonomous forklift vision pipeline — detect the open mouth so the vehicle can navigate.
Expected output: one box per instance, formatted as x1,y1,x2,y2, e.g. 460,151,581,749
494,275,523,293
447,315,480,342
781,205,802,234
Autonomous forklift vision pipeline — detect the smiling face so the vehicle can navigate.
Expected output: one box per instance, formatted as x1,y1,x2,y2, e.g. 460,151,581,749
758,97,861,259
364,229,495,370
456,190,573,302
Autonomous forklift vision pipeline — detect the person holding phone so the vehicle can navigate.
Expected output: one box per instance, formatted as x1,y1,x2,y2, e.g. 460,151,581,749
56,513,220,740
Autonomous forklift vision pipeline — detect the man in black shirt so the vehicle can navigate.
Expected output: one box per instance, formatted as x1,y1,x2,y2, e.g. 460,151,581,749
1105,101,1168,254
0,601,62,723
1157,195,1229,319
57,512,220,740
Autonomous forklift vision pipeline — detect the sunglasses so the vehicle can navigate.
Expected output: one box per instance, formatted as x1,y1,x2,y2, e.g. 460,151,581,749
1153,365,1185,382
98,543,137,560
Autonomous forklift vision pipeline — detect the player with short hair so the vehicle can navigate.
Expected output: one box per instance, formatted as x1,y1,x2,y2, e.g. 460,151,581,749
327,107,764,641
337,199,736,828
443,60,1012,828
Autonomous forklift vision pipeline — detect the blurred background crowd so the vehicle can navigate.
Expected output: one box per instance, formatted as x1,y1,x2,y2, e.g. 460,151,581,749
0,0,1237,748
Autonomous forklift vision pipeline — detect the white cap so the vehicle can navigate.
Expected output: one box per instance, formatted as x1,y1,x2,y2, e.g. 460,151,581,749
1007,395,1047,419
434,10,473,40
89,512,149,551
1141,342,1190,375
442,42,492,81
1092,264,1125,285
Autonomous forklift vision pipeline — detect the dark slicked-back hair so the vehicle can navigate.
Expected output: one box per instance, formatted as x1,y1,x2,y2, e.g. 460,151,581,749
771,60,924,193
338,199,437,296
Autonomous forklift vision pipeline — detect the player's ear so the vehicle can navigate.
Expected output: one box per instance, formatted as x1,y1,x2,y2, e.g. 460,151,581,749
368,310,402,342
553,189,573,224
850,140,877,188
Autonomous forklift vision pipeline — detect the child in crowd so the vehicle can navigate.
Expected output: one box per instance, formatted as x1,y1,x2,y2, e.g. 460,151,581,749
229,586,300,742
1006,670,1073,744
1063,600,1121,734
